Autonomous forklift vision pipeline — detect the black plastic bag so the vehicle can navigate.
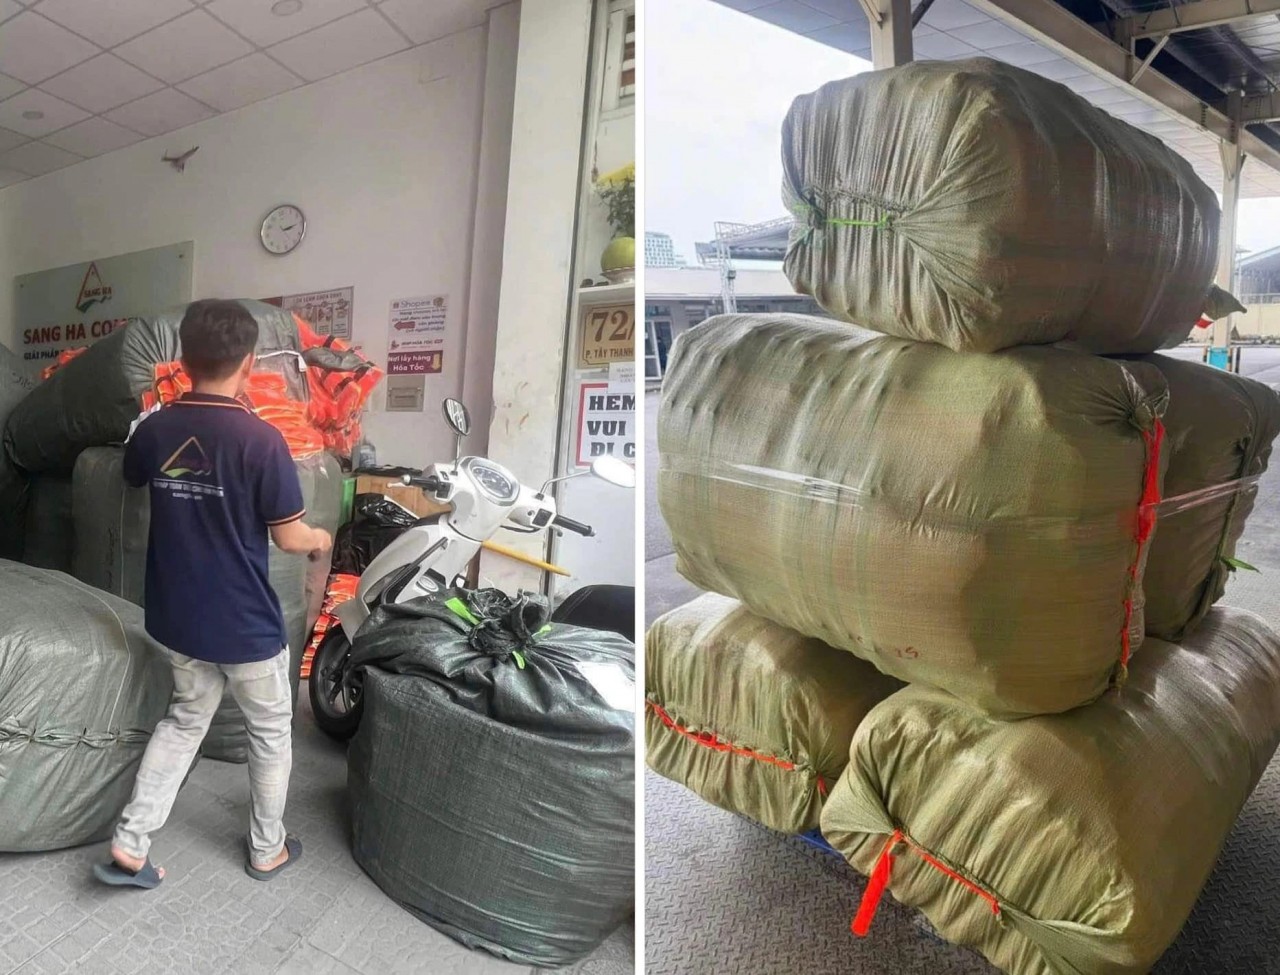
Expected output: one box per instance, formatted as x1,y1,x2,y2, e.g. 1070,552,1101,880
331,493,417,574
347,588,635,967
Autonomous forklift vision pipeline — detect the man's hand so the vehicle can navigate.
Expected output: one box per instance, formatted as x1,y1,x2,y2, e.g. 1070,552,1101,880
271,520,332,556
308,529,333,561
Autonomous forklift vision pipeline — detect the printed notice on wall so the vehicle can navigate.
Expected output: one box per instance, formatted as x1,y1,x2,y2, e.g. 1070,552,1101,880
386,295,447,375
608,361,635,394
264,287,353,339
578,302,634,369
575,381,636,467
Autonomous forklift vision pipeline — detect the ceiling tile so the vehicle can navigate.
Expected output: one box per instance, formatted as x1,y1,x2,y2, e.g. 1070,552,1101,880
1026,58,1088,83
987,41,1058,68
914,32,980,60
44,116,144,156
36,0,195,48
379,0,488,44
743,1,837,34
178,53,300,112
1,0,22,21
270,9,408,83
0,139,81,175
0,73,24,100
0,11,101,84
105,87,215,136
0,87,89,136
0,167,28,188
206,0,365,46
0,126,28,152
115,9,253,84
801,0,862,18
948,19,1032,50
39,53,165,114
919,0,989,31
799,19,869,54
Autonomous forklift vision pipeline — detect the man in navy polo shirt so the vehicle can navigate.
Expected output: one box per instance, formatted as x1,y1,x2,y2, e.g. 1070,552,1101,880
94,299,332,889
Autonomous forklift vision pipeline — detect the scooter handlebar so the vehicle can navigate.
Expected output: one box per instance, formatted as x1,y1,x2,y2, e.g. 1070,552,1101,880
402,474,440,491
552,514,595,537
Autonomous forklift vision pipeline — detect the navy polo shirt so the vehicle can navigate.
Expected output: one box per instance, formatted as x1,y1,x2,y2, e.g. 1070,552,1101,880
123,392,306,664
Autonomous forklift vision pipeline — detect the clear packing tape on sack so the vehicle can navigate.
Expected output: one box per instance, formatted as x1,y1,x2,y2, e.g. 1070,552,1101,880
661,454,1265,539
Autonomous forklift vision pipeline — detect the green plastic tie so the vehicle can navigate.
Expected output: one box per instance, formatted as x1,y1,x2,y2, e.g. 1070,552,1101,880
537,624,552,636
512,650,526,670
828,215,892,229
444,596,481,625
1222,556,1260,573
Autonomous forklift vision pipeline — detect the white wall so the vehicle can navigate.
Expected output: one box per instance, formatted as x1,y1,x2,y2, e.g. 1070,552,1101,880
0,29,495,470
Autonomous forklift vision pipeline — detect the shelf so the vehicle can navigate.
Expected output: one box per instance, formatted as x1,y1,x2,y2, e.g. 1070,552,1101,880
578,281,634,303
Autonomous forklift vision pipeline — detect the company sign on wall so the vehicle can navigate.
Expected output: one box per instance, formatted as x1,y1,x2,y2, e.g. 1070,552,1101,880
14,242,194,364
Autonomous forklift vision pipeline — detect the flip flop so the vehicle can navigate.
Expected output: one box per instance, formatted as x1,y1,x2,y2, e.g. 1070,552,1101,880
93,858,164,889
244,835,302,882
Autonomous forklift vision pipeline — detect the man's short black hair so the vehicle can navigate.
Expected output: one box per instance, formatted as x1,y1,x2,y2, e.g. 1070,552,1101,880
179,299,258,382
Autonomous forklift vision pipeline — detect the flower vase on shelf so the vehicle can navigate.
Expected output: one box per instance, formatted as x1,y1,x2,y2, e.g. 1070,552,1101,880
595,162,635,285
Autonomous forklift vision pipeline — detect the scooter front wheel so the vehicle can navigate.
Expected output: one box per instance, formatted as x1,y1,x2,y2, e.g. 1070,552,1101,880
308,628,364,741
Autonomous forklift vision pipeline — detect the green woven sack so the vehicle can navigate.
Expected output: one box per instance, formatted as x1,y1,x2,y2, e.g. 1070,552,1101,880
659,314,1168,717
645,593,902,834
822,607,1280,975
782,58,1220,354
1126,354,1280,640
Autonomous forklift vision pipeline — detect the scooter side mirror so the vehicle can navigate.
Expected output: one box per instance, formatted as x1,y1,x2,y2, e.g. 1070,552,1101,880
590,456,636,489
442,398,471,437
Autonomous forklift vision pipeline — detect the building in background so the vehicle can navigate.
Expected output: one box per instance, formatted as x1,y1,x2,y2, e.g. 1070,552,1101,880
1237,246,1280,339
645,231,688,268
645,266,826,380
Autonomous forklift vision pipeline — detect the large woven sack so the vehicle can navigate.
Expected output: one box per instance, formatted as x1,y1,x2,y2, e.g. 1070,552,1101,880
821,607,1280,975
3,299,302,476
659,314,1168,717
646,593,902,834
348,590,634,968
0,561,175,852
1131,354,1280,640
70,447,344,763
782,58,1220,353
22,476,74,574
0,343,34,560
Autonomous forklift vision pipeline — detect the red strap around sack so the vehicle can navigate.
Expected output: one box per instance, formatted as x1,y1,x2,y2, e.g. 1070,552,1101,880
852,829,1000,938
1118,418,1166,670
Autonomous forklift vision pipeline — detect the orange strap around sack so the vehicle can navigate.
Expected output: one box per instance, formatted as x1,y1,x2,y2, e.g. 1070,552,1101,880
646,701,829,796
1119,418,1165,670
851,829,1000,938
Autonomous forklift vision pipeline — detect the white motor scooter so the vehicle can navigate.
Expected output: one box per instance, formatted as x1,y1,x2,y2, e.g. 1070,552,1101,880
309,397,636,739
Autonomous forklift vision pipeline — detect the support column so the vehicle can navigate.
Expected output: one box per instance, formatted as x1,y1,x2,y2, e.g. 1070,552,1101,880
1212,89,1245,369
862,0,913,68
479,0,594,593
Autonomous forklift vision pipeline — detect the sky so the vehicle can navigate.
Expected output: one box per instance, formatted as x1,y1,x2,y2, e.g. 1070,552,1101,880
645,0,1280,262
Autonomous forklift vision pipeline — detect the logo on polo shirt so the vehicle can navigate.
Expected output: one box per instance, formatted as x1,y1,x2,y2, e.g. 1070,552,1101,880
161,437,213,479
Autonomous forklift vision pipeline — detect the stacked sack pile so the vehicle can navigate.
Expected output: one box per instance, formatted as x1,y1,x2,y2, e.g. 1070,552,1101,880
1,299,381,764
647,58,1280,975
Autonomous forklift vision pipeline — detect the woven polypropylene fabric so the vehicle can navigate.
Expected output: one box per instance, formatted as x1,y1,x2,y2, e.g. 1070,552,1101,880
3,299,302,477
347,592,634,968
0,560,173,852
821,606,1280,975
69,447,344,763
659,314,1168,717
646,593,902,834
782,58,1219,354
1129,354,1280,640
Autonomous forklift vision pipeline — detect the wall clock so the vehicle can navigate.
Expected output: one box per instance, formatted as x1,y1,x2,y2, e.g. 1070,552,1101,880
260,204,306,255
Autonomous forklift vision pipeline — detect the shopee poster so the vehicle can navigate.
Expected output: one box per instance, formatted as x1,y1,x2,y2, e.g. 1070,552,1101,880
386,295,447,375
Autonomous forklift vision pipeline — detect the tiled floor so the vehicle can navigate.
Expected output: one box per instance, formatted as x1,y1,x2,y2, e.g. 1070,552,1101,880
0,692,634,975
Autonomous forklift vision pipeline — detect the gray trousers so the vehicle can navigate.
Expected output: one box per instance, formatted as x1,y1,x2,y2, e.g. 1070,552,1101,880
113,647,293,868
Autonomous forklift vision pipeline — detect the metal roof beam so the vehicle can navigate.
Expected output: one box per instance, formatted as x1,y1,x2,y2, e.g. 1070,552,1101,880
967,0,1280,176
1238,91,1280,122
1104,0,1280,42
